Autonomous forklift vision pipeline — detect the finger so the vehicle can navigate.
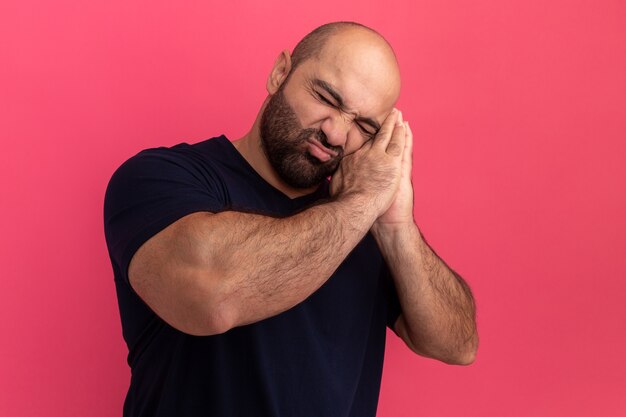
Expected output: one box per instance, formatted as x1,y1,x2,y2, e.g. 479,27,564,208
372,109,399,150
402,121,414,178
385,112,406,157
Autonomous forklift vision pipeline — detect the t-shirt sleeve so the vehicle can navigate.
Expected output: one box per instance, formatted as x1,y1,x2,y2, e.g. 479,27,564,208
383,263,403,334
103,147,225,287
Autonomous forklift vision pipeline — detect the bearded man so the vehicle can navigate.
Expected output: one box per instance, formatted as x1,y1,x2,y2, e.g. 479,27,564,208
104,21,478,417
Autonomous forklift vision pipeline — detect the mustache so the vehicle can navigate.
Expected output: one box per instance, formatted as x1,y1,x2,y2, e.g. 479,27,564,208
299,128,344,158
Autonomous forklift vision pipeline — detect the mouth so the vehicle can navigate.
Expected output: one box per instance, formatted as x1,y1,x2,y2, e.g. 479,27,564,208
306,138,338,162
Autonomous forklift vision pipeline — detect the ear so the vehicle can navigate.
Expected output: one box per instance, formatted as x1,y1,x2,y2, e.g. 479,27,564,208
266,49,292,95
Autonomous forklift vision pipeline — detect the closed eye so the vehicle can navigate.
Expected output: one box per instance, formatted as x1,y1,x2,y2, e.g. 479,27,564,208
356,123,376,139
314,88,376,138
316,92,335,106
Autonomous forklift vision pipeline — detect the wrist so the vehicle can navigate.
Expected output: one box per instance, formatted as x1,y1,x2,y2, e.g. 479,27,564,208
333,192,379,231
371,220,420,244
334,191,376,216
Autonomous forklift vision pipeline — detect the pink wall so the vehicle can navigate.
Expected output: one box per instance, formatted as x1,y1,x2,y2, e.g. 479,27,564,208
1,1,625,416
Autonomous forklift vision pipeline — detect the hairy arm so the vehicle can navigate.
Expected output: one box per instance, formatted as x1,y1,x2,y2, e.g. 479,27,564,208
372,223,478,365
129,195,376,336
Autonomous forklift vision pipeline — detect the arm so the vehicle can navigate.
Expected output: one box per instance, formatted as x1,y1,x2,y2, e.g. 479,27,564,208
372,223,478,365
371,114,478,364
129,196,376,336
128,110,406,336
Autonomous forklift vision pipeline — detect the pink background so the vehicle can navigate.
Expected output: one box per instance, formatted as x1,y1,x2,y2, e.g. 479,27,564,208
1,1,625,416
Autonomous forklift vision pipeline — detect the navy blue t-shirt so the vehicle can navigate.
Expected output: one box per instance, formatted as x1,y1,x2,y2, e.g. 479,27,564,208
103,135,402,417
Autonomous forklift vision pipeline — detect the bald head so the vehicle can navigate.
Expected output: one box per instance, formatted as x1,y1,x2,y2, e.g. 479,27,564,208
290,22,389,67
287,22,401,106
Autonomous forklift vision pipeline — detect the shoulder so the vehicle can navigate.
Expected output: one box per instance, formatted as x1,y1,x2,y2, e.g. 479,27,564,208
105,136,232,195
103,137,232,285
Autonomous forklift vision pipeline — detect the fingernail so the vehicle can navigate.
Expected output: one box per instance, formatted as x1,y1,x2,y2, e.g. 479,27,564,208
397,111,403,125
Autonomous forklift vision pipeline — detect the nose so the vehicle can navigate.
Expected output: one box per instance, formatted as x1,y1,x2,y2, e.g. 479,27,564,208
319,113,351,149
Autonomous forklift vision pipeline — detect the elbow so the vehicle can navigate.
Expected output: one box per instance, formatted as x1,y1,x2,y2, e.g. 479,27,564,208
424,348,477,366
430,348,476,366
446,348,477,366
168,272,239,337
422,333,478,366
204,297,238,336
445,335,479,366
406,341,478,366
184,320,233,337
174,298,236,337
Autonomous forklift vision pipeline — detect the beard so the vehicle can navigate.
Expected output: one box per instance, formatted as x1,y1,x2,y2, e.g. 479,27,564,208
259,86,344,189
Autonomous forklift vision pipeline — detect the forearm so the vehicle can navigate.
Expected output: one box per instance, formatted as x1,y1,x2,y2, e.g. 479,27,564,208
371,222,478,363
194,194,377,330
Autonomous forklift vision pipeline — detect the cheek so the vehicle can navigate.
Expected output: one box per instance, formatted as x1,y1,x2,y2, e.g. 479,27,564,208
301,110,330,130
344,128,369,155
289,98,332,129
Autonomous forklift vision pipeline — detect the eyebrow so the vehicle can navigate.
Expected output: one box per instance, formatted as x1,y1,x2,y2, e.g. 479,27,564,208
311,78,381,132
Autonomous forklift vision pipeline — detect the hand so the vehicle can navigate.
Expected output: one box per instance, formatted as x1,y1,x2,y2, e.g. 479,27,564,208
374,112,415,229
330,109,406,218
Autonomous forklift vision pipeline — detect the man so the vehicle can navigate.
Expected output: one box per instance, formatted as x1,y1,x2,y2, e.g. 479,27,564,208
104,21,478,417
